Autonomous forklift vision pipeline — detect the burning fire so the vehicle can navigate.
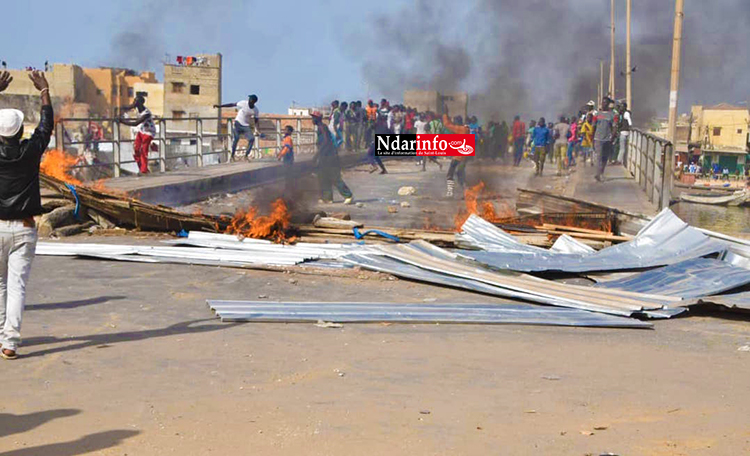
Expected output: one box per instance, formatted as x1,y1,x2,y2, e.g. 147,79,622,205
225,198,291,242
40,149,82,186
454,181,515,230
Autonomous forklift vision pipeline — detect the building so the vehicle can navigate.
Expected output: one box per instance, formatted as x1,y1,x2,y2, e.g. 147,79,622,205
0,63,159,141
690,103,749,173
288,107,311,116
403,90,469,119
163,53,222,134
132,81,164,117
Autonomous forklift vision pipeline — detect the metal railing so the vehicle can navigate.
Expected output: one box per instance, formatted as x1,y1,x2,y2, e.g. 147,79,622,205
625,128,673,209
52,116,319,181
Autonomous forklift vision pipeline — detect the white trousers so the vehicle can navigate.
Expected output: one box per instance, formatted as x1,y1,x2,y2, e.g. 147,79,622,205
0,220,37,351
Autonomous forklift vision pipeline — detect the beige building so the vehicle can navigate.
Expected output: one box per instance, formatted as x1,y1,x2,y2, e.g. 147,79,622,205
163,53,222,134
404,90,469,119
0,63,158,138
133,81,165,117
690,103,749,173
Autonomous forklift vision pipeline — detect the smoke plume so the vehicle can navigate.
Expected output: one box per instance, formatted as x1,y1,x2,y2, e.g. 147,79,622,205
109,0,252,72
351,0,750,125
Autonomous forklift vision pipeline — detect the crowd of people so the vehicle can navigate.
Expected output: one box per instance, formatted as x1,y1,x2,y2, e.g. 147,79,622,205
510,97,632,181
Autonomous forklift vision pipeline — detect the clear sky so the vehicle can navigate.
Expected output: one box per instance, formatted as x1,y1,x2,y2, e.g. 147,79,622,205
0,0,404,114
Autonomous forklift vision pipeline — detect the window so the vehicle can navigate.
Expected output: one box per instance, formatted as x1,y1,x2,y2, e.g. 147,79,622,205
171,82,185,93
738,129,743,134
190,85,200,95
172,111,186,119
112,87,117,96
136,91,148,98
127,87,134,97
713,127,722,136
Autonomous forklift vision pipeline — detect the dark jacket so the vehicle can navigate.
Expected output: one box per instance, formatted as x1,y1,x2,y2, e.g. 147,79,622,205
0,105,54,220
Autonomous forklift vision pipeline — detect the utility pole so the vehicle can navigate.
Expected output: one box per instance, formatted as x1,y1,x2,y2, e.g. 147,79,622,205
626,0,632,109
609,0,616,98
596,60,604,109
665,0,685,208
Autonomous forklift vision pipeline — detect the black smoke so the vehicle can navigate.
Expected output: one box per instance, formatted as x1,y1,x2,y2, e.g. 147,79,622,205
109,0,252,72
350,0,750,125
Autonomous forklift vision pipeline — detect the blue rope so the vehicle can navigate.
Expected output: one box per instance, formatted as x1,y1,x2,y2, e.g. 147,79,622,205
352,227,400,243
64,183,80,220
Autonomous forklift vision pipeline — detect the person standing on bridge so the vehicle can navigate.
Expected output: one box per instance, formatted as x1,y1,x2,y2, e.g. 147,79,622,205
592,97,616,182
532,117,551,176
311,111,353,204
214,94,260,162
276,125,295,193
443,111,471,198
119,94,156,174
553,116,569,176
0,70,53,360
616,101,632,164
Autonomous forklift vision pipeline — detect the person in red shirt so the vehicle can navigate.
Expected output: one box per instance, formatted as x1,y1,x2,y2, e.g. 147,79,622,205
511,115,526,166
404,108,416,134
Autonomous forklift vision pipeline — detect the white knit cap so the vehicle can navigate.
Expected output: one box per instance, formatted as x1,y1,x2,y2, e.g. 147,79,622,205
0,109,24,138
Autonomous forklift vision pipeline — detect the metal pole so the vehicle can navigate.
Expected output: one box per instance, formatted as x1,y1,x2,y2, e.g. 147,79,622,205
159,119,167,172
276,118,282,154
113,120,121,178
626,0,632,109
610,0,616,98
296,118,302,154
665,0,685,208
196,118,204,167
596,60,604,109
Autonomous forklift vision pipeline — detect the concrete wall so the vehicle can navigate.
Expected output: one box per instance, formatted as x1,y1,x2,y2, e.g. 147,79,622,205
1,64,77,100
442,92,469,120
402,90,468,119
404,90,441,113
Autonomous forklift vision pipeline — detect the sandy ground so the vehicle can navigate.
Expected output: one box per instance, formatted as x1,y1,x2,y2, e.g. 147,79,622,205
3,158,749,455
2,255,749,455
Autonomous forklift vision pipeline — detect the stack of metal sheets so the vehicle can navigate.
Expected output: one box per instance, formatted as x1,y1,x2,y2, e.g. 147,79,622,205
456,210,727,273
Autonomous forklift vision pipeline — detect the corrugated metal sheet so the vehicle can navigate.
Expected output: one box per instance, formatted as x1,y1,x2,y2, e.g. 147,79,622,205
365,241,677,317
550,234,596,254
206,300,653,328
457,209,726,273
695,292,750,311
596,257,750,298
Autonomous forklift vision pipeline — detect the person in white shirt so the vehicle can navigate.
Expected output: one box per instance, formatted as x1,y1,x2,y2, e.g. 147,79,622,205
119,95,156,174
215,94,259,161
413,112,441,171
617,101,632,163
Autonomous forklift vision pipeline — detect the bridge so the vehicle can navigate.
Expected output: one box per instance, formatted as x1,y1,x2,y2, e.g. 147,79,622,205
52,115,671,212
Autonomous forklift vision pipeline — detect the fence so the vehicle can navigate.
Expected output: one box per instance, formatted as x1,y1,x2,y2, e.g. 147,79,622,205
53,115,319,181
624,128,673,209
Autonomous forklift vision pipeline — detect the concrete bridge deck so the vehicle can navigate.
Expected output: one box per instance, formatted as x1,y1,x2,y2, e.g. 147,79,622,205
101,151,367,207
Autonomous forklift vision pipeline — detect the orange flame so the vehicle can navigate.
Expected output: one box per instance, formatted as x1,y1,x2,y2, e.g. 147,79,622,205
226,198,291,242
40,149,82,186
454,181,515,230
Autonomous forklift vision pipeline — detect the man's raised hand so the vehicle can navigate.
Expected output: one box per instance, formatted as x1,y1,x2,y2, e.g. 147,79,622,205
28,70,49,92
0,71,13,93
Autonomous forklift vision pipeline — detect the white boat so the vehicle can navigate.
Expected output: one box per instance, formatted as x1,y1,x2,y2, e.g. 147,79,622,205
679,189,749,206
